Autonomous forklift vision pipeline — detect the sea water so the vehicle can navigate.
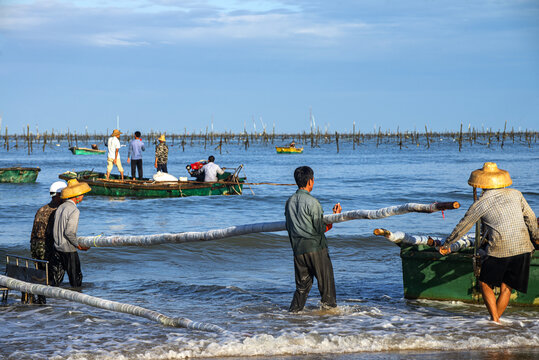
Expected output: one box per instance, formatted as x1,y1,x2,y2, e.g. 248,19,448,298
0,138,538,359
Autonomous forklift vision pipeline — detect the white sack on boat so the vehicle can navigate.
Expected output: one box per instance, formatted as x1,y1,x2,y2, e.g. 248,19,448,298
375,230,475,252
152,171,178,182
0,275,225,333
78,202,454,248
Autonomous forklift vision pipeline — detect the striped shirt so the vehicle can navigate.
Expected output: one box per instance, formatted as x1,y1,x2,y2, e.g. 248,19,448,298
445,188,538,258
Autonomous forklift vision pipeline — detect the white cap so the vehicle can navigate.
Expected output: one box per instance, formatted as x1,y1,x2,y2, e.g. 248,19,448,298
49,181,67,197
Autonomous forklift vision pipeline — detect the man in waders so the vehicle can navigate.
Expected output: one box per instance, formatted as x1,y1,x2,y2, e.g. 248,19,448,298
285,166,342,312
28,181,67,303
440,162,538,322
51,179,91,287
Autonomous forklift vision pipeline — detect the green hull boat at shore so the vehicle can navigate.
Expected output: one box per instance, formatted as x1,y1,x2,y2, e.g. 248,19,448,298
69,147,106,155
59,170,244,198
400,244,538,306
0,167,41,183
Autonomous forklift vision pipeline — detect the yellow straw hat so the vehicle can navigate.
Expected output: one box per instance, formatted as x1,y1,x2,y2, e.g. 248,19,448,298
468,162,512,189
111,129,122,136
61,179,92,199
158,134,166,142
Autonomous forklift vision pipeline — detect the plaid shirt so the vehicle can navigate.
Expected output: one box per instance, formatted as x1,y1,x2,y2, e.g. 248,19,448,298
445,188,538,258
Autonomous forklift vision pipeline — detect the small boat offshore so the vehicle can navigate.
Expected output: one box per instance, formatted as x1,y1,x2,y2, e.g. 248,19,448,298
69,146,106,155
276,146,303,154
0,167,41,183
58,169,245,198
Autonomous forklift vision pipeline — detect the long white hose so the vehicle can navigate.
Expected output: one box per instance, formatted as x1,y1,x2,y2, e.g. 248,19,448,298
0,275,225,333
78,202,454,248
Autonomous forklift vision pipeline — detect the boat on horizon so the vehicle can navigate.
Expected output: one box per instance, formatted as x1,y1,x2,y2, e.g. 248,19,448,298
276,146,303,154
69,146,106,155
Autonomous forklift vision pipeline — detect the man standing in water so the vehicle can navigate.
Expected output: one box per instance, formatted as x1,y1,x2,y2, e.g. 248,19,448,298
106,129,124,180
28,181,67,303
440,162,538,322
285,166,341,312
51,179,91,287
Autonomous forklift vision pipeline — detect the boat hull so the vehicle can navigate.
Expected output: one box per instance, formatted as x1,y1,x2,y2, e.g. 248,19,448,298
400,245,538,306
69,147,106,155
276,146,303,154
59,171,244,198
0,167,41,183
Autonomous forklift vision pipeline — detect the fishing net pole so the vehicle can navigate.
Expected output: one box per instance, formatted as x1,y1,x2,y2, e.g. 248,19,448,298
78,202,459,248
373,228,475,252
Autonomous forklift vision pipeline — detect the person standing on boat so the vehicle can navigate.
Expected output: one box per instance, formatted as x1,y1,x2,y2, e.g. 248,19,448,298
285,166,342,312
154,134,169,173
106,129,124,180
50,179,91,287
202,155,224,182
127,131,145,180
28,181,67,303
440,162,538,323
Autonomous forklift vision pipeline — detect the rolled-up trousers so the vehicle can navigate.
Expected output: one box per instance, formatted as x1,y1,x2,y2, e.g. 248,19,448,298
289,247,337,312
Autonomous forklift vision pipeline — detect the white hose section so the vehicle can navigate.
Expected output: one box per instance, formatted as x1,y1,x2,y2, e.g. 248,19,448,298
78,203,447,248
382,231,475,252
0,275,225,333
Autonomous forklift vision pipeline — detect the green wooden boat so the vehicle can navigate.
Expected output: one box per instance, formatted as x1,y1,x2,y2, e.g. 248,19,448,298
69,147,106,155
0,167,41,183
400,244,539,306
58,170,244,198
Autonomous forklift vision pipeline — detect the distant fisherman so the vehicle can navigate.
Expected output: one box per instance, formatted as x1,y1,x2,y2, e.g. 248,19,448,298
440,162,538,322
51,179,91,287
127,131,145,180
154,134,169,173
29,181,67,303
285,166,341,312
106,129,124,180
202,155,224,182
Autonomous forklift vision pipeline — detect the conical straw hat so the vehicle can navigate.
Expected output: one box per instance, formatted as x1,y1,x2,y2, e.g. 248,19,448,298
158,134,166,142
61,179,92,199
468,162,512,189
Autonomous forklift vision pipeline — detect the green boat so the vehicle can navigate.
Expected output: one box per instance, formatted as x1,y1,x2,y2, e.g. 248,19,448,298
59,170,244,198
0,167,41,183
400,244,539,306
69,147,106,155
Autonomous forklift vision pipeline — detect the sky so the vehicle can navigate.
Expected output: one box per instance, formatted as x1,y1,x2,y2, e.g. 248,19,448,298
0,0,538,134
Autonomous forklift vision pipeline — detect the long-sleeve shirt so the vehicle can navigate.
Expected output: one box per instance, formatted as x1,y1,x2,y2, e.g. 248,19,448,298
53,199,80,253
445,188,538,258
202,162,225,182
128,138,145,160
285,189,328,256
155,143,168,164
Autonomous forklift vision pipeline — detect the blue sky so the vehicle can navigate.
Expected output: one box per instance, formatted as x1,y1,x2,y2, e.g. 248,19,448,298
0,0,538,133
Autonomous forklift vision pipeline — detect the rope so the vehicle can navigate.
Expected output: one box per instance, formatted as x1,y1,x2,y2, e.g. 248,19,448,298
0,275,225,333
78,202,459,248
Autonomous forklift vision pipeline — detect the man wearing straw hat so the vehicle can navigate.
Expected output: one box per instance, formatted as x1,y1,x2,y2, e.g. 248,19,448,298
154,134,169,173
51,179,91,287
106,129,124,180
440,162,538,322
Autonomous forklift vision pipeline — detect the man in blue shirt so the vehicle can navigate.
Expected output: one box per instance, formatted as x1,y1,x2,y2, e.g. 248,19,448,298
127,131,145,180
285,166,342,312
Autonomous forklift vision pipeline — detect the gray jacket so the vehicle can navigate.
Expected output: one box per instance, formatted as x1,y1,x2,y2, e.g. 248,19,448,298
53,199,80,253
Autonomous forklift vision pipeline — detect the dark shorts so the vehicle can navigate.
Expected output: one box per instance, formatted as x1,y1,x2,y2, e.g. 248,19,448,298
479,252,531,293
